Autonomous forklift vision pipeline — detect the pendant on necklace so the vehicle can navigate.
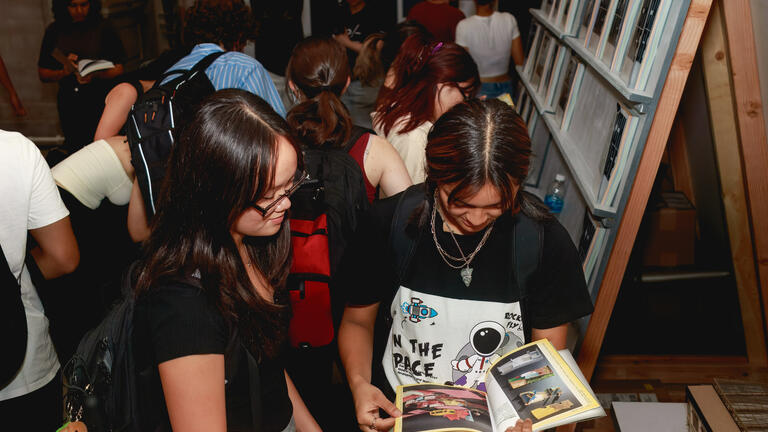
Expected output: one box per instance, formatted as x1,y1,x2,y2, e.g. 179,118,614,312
460,266,473,287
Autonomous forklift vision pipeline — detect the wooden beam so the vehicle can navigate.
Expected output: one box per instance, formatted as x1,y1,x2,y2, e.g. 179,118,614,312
576,0,714,382
721,0,768,347
667,116,696,207
701,0,768,366
593,355,768,383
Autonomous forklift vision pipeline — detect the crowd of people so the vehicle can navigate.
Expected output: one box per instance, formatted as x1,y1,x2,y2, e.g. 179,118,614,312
0,0,592,431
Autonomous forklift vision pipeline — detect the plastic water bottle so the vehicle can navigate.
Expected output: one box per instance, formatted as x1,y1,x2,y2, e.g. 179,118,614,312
544,174,566,214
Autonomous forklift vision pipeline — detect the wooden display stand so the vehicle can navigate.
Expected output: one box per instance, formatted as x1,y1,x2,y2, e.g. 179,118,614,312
517,0,768,391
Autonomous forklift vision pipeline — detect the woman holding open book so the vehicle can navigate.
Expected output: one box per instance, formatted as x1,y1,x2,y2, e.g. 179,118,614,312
337,99,593,432
38,0,125,155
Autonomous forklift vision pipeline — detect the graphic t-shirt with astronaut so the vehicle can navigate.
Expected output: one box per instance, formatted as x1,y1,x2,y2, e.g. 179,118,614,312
379,210,592,393
340,191,593,396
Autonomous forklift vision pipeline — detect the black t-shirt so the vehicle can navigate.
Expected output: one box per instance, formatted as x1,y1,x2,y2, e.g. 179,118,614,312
338,188,593,394
337,4,384,68
133,282,293,432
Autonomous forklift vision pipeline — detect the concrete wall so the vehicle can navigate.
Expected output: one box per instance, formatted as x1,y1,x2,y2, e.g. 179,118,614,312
0,0,60,141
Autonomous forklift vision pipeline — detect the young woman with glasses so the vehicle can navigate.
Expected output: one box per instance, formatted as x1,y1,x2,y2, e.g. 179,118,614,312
338,99,593,432
372,36,480,184
131,89,319,432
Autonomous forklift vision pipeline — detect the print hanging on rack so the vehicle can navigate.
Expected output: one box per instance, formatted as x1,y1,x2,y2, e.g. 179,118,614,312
620,0,663,88
524,24,544,79
531,32,554,89
578,0,598,47
525,110,552,189
539,40,562,97
598,104,639,207
588,0,612,54
601,0,632,67
577,212,607,284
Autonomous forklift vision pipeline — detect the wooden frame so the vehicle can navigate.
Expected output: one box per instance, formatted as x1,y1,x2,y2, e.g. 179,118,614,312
720,0,768,344
576,0,715,381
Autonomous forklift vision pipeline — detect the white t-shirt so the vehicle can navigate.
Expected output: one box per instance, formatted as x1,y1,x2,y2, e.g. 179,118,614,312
373,115,433,184
455,12,521,78
0,130,68,400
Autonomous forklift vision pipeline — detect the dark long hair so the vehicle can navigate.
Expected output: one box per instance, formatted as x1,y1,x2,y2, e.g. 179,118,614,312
413,99,551,227
52,0,102,25
135,89,301,358
374,36,480,136
286,36,352,148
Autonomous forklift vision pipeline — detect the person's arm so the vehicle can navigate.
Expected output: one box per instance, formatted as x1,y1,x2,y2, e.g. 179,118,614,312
29,216,79,279
531,324,569,350
285,371,321,432
94,82,139,140
0,55,26,116
334,32,364,53
127,179,151,242
510,36,525,67
158,354,227,432
366,135,412,197
339,303,401,431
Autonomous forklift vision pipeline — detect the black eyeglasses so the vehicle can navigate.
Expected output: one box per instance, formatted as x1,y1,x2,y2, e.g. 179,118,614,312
251,170,309,216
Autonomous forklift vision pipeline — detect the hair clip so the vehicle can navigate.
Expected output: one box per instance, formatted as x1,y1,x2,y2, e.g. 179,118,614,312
430,42,444,55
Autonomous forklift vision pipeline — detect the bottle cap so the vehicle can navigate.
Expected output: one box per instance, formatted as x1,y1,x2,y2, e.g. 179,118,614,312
555,174,565,182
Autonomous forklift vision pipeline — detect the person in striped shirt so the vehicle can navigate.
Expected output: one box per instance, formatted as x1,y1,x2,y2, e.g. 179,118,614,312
161,0,286,117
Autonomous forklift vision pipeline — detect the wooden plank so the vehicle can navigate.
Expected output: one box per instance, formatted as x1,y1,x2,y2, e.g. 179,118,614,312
576,0,714,382
666,116,696,207
721,0,768,348
593,355,768,383
700,0,768,366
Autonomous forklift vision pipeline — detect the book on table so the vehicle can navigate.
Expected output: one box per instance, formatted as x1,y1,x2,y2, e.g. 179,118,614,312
394,339,604,432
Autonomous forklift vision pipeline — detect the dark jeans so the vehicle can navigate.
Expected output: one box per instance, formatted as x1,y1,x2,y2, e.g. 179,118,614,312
0,372,63,431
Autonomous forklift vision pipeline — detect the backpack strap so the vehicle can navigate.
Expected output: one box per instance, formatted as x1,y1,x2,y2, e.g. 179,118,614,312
512,212,543,343
245,348,262,430
342,125,375,153
156,51,226,85
389,185,427,285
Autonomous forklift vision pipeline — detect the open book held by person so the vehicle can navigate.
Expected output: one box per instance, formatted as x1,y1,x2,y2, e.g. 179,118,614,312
395,339,604,432
76,59,115,77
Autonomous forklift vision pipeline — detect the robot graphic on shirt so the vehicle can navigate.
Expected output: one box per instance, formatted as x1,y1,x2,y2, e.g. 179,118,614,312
450,321,516,391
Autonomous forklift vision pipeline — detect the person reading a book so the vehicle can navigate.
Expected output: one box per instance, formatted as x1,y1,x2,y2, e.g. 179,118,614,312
38,0,125,155
131,89,320,432
337,98,593,432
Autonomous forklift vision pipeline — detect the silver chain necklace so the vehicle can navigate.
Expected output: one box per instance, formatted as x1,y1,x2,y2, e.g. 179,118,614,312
430,192,495,287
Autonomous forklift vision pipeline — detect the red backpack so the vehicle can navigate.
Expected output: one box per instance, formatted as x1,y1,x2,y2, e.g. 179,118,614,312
288,127,372,348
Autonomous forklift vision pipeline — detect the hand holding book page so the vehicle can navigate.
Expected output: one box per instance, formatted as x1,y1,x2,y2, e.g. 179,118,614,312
395,339,604,432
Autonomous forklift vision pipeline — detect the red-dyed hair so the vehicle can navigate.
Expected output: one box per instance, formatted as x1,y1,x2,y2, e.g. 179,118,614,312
374,36,480,136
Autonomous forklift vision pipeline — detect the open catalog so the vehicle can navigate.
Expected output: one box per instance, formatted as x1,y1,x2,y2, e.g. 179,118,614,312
394,339,605,432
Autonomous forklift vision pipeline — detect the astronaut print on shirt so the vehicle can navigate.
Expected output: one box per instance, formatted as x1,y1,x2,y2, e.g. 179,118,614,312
383,286,525,392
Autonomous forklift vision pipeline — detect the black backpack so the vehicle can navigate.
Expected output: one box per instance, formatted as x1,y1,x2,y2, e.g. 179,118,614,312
287,126,373,348
126,51,224,218
62,264,263,431
0,245,26,389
